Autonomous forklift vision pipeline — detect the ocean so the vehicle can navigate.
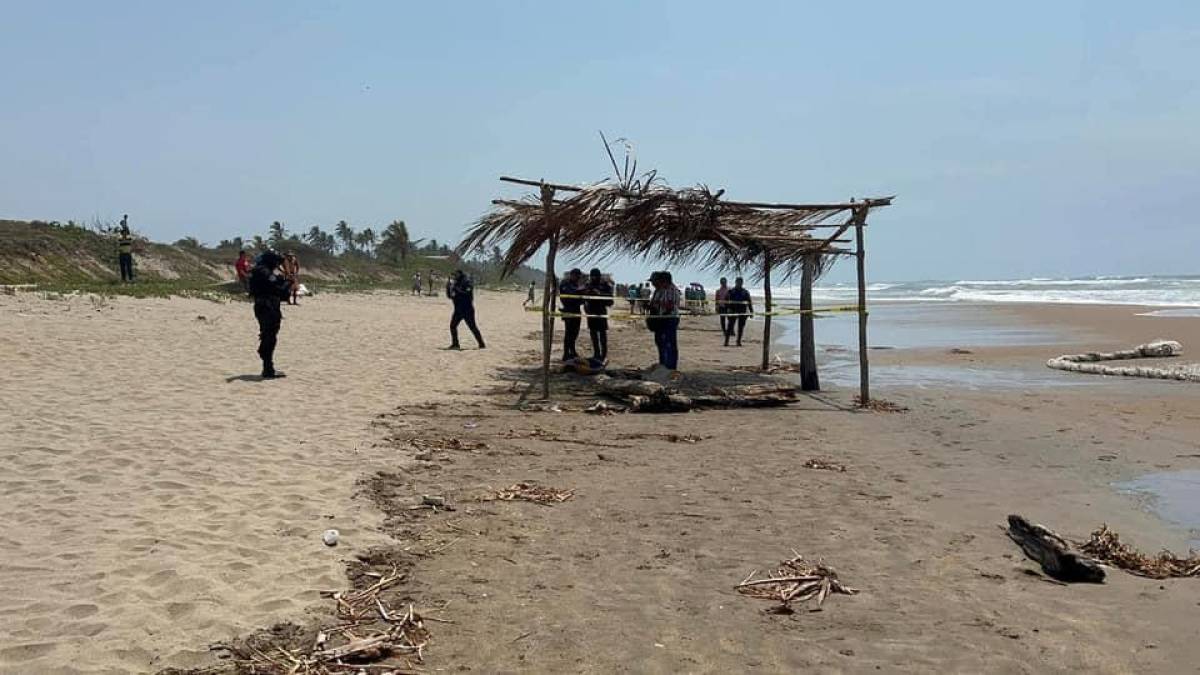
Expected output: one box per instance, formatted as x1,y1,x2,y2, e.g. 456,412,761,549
768,275,1200,315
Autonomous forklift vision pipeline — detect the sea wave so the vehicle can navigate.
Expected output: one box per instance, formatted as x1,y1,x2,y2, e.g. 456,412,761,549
768,275,1200,308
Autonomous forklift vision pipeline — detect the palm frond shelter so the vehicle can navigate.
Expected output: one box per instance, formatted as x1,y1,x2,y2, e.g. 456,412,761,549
458,175,893,404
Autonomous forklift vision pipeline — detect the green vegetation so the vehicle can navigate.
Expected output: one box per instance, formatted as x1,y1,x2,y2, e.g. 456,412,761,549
0,218,539,297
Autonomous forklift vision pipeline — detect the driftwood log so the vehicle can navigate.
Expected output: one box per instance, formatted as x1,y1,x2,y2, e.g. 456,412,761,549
593,376,797,413
1006,515,1106,583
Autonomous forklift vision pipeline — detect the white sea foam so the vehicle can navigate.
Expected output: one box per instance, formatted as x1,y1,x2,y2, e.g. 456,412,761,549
767,275,1200,308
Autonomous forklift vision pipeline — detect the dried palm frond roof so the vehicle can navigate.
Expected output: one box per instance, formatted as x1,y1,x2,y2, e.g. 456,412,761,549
458,175,892,279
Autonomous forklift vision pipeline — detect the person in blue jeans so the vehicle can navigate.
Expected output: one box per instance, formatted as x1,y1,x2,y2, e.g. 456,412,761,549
648,271,682,371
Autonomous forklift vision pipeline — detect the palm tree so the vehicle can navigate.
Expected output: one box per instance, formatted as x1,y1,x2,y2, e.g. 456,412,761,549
305,226,327,251
334,220,354,254
378,220,411,265
354,228,377,257
269,221,287,247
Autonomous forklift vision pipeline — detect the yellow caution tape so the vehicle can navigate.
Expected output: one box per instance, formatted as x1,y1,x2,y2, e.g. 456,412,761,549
524,305,864,320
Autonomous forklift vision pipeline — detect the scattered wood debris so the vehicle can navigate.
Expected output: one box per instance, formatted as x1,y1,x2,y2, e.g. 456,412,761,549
802,458,847,472
854,396,908,413
490,482,575,505
519,402,565,412
214,566,430,674
501,427,633,449
616,432,707,444
584,400,625,415
410,437,488,453
736,552,857,613
1080,524,1200,579
1006,515,1105,583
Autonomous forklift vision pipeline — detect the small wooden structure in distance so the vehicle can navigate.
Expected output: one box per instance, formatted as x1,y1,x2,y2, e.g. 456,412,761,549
459,174,892,405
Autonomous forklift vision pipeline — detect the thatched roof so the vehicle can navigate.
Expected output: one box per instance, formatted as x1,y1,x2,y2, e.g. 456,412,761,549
458,177,892,280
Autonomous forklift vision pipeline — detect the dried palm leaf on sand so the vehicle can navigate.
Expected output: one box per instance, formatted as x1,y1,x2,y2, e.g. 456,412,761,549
1080,525,1200,579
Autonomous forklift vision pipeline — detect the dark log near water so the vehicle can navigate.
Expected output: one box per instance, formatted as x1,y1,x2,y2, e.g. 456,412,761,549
1007,514,1106,583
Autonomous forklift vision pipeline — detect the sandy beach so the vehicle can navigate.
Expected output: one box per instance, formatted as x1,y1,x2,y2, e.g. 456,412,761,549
3,291,1200,673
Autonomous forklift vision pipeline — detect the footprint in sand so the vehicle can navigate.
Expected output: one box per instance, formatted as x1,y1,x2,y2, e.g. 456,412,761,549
0,642,57,663
64,603,98,619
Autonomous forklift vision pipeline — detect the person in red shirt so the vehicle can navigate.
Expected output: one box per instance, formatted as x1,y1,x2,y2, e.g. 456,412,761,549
235,250,252,292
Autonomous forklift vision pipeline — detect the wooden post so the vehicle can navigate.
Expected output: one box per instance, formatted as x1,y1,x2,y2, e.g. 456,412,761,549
799,253,819,391
539,184,558,401
854,207,869,406
760,253,773,370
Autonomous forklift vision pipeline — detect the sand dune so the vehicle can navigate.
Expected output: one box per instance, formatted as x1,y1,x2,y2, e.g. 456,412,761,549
0,290,526,673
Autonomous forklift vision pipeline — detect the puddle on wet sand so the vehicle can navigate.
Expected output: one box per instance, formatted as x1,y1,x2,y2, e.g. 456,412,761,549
1115,470,1200,549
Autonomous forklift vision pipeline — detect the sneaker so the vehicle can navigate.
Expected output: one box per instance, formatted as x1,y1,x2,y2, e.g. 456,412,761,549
262,370,286,379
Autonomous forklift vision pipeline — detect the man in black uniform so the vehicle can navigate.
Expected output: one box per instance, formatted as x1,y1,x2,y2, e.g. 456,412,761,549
558,268,584,361
247,250,292,378
584,268,613,363
447,270,486,350
725,276,753,347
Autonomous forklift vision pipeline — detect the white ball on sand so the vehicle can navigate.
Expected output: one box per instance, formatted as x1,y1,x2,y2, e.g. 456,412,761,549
322,529,340,546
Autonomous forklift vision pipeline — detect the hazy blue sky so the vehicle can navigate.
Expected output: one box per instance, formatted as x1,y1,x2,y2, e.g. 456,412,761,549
2,1,1197,283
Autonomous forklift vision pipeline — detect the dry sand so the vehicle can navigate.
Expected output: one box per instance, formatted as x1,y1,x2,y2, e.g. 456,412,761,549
0,290,524,673
2,292,1200,673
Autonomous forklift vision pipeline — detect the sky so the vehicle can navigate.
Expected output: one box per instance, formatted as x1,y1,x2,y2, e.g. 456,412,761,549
2,1,1198,284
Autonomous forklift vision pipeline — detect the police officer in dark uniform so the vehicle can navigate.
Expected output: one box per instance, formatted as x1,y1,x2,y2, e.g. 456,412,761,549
558,268,584,361
247,250,292,378
447,269,486,350
584,268,613,363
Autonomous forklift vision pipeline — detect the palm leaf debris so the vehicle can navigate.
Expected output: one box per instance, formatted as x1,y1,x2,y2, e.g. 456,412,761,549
1080,525,1200,579
492,481,575,505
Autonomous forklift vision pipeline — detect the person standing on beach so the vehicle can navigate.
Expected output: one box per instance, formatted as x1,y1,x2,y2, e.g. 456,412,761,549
648,271,682,372
116,215,134,282
725,277,753,347
524,280,536,308
412,272,423,296
585,268,613,363
446,270,486,350
281,251,301,305
714,277,730,338
558,268,584,361
235,250,252,292
247,250,292,379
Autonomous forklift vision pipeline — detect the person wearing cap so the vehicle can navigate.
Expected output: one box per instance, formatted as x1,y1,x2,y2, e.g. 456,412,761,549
446,269,486,350
558,268,584,361
247,250,293,378
584,268,614,363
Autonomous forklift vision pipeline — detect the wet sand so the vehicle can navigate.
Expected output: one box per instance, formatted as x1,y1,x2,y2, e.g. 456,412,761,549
2,293,1199,673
